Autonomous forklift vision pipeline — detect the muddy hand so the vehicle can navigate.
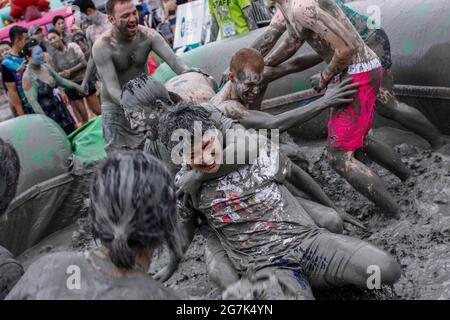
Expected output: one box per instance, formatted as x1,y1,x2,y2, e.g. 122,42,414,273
219,67,230,89
337,209,366,230
175,170,202,209
153,253,180,282
322,78,359,107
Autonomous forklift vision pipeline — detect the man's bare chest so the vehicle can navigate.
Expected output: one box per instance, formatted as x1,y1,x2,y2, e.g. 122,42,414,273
110,41,152,71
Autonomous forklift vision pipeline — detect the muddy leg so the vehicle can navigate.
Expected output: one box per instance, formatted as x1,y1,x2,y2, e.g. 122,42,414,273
376,70,443,149
328,147,399,216
363,134,411,181
342,243,401,288
204,232,239,290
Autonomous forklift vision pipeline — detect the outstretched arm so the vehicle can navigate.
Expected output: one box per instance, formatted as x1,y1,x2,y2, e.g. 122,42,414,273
263,51,324,83
230,78,357,131
46,65,85,94
146,28,190,74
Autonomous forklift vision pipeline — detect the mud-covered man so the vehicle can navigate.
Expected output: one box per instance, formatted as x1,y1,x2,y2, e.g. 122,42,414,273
92,0,197,152
155,104,401,299
247,0,411,216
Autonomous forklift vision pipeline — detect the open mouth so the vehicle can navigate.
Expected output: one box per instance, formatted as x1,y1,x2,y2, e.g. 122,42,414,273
127,22,137,32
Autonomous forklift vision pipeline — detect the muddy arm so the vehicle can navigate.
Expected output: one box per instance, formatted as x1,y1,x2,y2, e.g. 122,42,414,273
23,79,44,114
250,9,286,57
264,52,324,83
92,43,122,105
287,162,365,229
264,28,305,67
148,28,190,74
47,66,85,93
154,211,199,282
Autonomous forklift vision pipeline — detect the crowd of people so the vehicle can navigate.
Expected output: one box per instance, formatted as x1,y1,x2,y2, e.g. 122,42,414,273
0,0,446,300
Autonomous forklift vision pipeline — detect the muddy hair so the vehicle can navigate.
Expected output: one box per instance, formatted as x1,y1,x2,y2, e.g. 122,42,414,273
89,150,181,270
106,0,132,15
121,73,174,112
158,102,216,152
230,48,265,74
0,138,20,216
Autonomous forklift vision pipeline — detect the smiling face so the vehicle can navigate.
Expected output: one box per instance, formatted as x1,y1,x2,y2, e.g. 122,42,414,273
109,1,139,38
47,32,64,50
230,66,264,105
124,101,169,140
184,130,222,174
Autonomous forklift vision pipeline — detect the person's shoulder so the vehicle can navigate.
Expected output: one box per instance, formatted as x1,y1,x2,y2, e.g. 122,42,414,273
139,25,159,38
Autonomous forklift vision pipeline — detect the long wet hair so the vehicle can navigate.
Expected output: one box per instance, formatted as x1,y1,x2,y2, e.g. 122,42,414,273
89,150,181,270
121,73,177,112
0,138,20,216
158,102,215,152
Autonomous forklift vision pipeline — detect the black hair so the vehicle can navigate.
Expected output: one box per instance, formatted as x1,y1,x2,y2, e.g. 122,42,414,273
9,26,28,44
158,102,215,152
72,0,96,14
89,150,181,270
52,15,65,27
72,32,87,44
0,138,20,216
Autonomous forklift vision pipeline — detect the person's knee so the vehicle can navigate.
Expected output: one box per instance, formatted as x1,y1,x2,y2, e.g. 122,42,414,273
376,252,401,285
352,245,401,286
322,212,344,234
327,148,345,172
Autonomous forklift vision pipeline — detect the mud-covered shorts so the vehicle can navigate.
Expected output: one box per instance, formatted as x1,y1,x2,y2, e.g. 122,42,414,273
272,232,369,294
65,77,97,101
366,28,393,70
327,59,384,151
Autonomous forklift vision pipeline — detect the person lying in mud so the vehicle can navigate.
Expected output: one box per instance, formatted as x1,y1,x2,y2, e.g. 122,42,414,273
92,0,206,152
6,151,181,300
121,74,363,228
249,0,444,150
243,0,412,216
0,138,24,299
155,104,401,299
122,75,367,290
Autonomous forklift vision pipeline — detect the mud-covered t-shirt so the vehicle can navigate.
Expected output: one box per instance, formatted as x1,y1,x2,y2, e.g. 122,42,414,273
6,251,179,300
183,150,320,273
335,0,376,40
51,43,86,83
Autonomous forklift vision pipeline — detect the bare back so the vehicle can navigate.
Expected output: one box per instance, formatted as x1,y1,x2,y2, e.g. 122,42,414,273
279,0,376,64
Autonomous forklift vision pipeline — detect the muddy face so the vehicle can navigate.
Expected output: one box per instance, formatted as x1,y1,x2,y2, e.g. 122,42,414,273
47,32,64,50
110,1,139,38
234,68,263,105
124,102,168,140
185,131,222,174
